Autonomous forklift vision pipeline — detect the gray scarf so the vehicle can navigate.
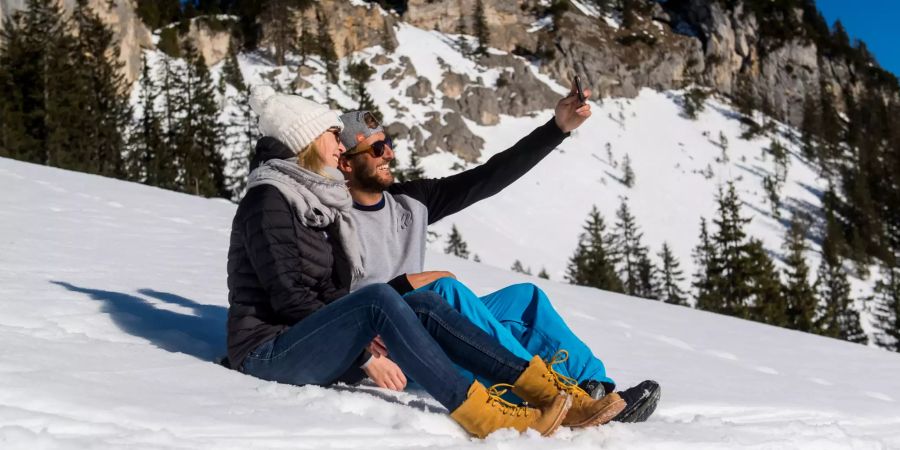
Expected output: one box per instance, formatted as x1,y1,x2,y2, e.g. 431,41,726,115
246,158,365,283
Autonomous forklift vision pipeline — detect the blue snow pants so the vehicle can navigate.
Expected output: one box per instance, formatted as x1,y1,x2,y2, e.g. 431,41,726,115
407,277,615,389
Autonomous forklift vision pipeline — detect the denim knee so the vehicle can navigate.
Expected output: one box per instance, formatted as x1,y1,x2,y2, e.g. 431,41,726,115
404,290,447,313
363,283,413,314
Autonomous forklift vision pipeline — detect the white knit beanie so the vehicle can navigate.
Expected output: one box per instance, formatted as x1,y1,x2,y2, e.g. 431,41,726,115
249,85,343,153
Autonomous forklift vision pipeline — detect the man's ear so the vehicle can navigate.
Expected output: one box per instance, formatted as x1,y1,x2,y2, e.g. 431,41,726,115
337,157,353,177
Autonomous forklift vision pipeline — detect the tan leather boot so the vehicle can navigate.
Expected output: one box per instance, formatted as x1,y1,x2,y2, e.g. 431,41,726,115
449,381,571,438
512,352,626,428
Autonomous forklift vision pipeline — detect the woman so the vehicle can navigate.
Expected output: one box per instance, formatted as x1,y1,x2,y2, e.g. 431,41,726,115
225,86,626,438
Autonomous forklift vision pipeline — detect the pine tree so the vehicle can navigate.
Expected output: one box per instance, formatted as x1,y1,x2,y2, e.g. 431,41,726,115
781,214,818,332
681,87,708,120
221,44,258,199
799,92,820,160
511,260,532,275
0,0,70,166
171,42,227,197
815,232,867,344
445,224,470,259
127,54,170,187
473,0,490,57
658,242,687,305
296,23,315,67
745,239,787,327
69,0,131,178
635,252,658,299
613,199,647,296
711,183,753,318
316,7,339,83
566,206,623,292
346,60,382,120
622,0,638,29
455,0,469,56
261,0,312,65
396,149,425,183
693,217,720,311
872,262,900,352
622,154,635,187
538,268,550,280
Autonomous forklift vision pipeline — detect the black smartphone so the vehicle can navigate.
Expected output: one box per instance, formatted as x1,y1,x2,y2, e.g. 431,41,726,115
573,75,586,104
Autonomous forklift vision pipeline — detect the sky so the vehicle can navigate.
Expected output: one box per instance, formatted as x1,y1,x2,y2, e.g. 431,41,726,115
815,0,900,76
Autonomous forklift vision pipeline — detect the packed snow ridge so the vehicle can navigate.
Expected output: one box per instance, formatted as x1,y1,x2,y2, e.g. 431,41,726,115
1,157,899,448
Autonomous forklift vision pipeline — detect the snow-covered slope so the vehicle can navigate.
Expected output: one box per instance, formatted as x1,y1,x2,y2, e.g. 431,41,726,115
2,157,899,448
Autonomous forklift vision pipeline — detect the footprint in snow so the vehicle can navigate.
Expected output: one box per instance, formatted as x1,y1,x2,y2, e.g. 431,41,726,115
705,350,738,361
863,391,894,402
35,180,66,193
655,335,694,351
754,366,779,375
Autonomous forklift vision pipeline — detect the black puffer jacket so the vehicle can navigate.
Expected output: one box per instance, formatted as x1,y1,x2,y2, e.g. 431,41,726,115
226,138,353,370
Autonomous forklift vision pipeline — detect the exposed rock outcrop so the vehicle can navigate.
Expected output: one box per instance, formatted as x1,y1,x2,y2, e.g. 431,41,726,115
185,18,232,66
418,112,485,162
406,76,434,103
290,0,398,59
404,0,536,52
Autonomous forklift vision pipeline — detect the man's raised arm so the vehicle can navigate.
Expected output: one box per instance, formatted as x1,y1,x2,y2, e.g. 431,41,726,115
391,85,593,225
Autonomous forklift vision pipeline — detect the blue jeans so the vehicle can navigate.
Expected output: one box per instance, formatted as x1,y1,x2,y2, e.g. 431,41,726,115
412,278,615,388
241,284,528,411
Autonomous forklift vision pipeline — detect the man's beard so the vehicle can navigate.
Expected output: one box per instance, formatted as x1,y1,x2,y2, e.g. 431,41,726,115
355,166,394,192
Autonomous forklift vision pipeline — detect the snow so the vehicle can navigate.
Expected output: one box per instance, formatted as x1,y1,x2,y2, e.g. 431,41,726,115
2,156,900,448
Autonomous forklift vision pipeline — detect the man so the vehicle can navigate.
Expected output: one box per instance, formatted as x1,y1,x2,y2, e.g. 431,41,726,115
337,85,659,423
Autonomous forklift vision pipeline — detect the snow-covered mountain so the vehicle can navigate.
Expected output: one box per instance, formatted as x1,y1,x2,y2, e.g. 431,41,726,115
2,145,900,448
191,19,878,324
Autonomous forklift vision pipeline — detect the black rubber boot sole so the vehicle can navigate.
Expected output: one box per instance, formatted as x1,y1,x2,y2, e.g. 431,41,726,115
612,380,660,423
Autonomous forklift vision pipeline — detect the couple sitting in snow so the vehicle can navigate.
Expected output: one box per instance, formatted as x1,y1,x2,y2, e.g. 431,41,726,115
225,83,658,438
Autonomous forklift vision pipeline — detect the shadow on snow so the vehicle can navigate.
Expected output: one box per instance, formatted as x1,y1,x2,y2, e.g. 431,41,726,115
51,281,226,362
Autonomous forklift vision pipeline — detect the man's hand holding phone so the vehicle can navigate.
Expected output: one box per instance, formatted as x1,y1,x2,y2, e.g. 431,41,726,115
555,75,592,133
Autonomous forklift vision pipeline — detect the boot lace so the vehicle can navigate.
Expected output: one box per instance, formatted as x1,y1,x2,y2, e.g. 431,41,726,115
545,350,591,399
487,383,530,417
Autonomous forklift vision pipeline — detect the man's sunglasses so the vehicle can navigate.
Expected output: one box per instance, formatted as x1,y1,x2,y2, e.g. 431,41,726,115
344,137,393,158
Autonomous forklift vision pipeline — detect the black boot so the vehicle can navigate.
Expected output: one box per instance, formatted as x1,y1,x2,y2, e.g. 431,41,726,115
578,380,616,400
611,380,660,423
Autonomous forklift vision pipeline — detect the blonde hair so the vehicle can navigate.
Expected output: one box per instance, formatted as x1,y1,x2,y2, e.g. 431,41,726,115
296,141,327,177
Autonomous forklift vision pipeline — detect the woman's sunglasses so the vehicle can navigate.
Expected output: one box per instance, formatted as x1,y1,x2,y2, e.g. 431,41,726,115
344,137,394,158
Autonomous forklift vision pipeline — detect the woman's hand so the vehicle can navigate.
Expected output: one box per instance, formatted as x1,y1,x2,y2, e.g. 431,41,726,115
367,335,388,357
363,355,407,391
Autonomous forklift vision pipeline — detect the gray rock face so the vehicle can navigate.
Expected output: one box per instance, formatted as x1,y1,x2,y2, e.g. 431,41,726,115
404,0,536,52
542,11,705,100
419,112,485,162
670,0,862,125
384,122,410,140
453,86,500,126
405,76,434,103
370,53,392,66
290,0,397,59
438,71,469,99
185,18,233,67
441,55,558,127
